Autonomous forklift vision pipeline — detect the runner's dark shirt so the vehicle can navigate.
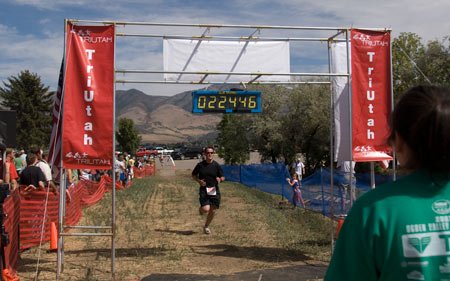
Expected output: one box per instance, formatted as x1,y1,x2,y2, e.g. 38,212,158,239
192,160,224,190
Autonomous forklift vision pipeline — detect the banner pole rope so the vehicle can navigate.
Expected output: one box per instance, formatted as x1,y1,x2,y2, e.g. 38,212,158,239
33,188,51,281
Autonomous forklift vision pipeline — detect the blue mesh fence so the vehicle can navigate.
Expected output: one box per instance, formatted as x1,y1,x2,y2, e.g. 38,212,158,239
222,163,396,217
222,163,291,198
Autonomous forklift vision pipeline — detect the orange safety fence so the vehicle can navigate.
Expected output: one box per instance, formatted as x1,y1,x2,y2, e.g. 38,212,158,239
2,189,20,277
19,188,59,250
134,164,155,178
0,164,155,277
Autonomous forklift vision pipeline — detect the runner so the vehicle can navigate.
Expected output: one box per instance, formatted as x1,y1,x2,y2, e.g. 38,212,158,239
191,146,225,235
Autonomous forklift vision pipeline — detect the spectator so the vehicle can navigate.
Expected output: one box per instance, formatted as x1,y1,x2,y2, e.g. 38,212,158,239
20,149,27,169
80,169,91,181
114,155,123,182
14,151,25,175
20,153,46,191
91,170,102,182
31,148,57,194
135,158,143,169
123,152,129,167
292,157,305,180
159,154,164,167
121,155,128,185
325,85,450,281
97,169,107,179
64,169,79,202
286,173,305,208
128,157,135,179
3,148,18,191
115,155,126,185
66,169,79,188
337,160,356,206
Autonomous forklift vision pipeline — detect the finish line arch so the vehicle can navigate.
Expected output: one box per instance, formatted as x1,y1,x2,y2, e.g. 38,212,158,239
54,19,392,280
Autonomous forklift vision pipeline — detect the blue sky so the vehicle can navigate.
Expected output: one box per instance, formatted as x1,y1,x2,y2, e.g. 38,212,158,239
1,0,449,96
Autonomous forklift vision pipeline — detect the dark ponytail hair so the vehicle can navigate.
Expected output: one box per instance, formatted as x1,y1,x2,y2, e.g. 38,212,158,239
389,85,450,172
26,153,37,166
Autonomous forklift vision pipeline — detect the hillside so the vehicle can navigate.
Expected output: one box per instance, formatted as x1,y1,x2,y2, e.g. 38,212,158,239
116,86,229,144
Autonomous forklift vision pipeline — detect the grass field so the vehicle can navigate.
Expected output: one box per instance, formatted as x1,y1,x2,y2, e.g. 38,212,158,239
18,171,331,280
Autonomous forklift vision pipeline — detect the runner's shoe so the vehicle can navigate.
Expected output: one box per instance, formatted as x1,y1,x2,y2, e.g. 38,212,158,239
203,226,211,235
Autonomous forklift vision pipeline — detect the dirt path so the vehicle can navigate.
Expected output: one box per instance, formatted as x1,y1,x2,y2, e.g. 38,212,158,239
18,167,328,280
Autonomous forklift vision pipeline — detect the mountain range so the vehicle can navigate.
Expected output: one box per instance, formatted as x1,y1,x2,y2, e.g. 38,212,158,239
0,85,227,145
116,85,230,144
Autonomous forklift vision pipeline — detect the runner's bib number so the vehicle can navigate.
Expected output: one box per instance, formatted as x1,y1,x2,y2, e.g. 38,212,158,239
206,186,217,196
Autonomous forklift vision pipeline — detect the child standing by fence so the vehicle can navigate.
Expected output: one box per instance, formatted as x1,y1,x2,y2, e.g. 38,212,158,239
286,174,305,208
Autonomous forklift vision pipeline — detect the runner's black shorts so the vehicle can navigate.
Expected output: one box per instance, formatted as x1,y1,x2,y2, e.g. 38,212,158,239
199,188,221,209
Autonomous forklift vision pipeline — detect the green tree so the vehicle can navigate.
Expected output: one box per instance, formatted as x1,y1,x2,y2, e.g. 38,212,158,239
0,70,53,149
284,84,330,173
116,118,142,154
392,32,425,101
215,85,286,164
417,37,450,86
215,84,331,173
247,85,285,163
392,32,449,102
216,114,250,165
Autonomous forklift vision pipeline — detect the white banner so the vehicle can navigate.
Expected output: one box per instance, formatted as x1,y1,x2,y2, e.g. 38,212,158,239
163,39,290,82
331,42,351,162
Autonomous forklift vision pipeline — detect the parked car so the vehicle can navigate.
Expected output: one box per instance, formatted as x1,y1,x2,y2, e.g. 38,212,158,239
171,147,203,160
170,148,185,160
155,146,174,155
136,147,158,157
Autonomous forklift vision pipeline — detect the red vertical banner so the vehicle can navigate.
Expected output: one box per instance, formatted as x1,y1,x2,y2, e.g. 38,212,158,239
351,29,393,162
62,23,115,169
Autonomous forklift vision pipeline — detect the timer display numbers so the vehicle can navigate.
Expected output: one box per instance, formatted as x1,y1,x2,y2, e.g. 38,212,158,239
192,90,262,113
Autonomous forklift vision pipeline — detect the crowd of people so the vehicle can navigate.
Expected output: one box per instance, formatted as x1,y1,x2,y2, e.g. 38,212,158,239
113,152,157,185
0,147,58,194
0,147,157,193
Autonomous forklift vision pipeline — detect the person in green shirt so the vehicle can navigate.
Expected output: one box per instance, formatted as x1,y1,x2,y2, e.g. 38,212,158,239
14,151,25,174
325,85,450,281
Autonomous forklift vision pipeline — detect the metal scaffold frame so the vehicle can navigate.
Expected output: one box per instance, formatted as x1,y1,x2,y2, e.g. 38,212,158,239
59,19,392,280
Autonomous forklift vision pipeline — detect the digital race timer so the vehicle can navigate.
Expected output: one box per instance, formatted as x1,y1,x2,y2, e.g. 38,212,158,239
192,90,262,113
